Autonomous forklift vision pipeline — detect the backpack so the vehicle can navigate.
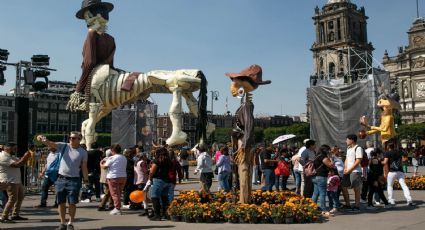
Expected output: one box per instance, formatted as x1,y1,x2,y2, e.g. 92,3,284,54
356,146,369,167
274,160,290,177
304,155,323,177
45,144,67,183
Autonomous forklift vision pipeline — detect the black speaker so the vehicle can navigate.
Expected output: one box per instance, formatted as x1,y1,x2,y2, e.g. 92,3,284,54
15,97,29,157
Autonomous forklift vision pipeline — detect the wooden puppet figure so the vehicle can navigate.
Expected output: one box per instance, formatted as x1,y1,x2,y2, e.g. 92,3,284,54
226,64,271,203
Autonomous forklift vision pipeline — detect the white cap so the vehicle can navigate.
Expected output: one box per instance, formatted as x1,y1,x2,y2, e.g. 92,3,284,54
303,139,310,144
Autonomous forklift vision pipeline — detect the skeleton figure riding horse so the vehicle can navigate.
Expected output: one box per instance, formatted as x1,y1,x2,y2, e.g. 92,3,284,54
67,0,209,149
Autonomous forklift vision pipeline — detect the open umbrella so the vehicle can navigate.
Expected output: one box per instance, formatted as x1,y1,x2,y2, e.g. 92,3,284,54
272,134,296,145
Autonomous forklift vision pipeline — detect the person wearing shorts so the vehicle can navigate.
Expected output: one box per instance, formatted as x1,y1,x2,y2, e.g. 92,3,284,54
342,134,363,212
37,132,88,230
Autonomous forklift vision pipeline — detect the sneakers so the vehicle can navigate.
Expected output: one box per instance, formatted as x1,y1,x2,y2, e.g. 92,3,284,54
360,199,367,204
321,211,333,217
350,207,361,213
80,199,91,203
384,204,393,209
109,208,122,215
407,202,416,207
374,200,381,206
67,224,75,230
366,205,377,210
149,215,162,221
122,204,130,209
34,204,47,208
11,215,28,220
0,217,16,223
55,224,67,230
329,208,338,214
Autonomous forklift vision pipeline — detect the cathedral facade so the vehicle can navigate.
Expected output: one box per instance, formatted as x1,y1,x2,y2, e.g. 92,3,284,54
383,18,425,124
310,0,374,86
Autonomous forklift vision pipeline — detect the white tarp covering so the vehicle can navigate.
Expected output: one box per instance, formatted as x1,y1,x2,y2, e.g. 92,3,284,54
309,71,390,149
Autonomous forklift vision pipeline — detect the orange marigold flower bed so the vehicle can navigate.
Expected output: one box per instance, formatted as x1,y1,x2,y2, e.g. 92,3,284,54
394,176,425,190
168,190,321,224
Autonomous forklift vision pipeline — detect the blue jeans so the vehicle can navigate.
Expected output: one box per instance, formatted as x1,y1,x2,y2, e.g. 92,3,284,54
312,176,327,211
218,171,231,192
151,178,171,199
294,170,302,194
275,175,289,190
168,183,176,203
261,169,275,192
327,191,339,209
55,176,81,205
40,178,57,205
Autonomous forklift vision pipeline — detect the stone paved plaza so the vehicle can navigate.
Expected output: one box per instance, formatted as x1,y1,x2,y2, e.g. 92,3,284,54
2,167,425,230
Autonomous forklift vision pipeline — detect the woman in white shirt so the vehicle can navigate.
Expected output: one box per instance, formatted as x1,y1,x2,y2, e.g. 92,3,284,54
100,144,127,215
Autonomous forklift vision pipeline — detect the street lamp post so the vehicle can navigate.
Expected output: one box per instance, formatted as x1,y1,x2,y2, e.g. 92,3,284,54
210,90,219,115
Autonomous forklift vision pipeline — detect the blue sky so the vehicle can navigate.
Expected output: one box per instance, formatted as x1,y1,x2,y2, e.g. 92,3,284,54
0,0,420,116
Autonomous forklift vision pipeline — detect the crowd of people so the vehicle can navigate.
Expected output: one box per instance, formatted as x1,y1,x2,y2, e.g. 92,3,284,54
248,135,419,217
0,132,423,229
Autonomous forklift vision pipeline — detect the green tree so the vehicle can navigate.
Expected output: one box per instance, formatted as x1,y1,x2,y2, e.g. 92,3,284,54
286,122,310,143
263,122,310,145
213,127,232,144
263,127,287,143
397,123,425,143
254,127,264,143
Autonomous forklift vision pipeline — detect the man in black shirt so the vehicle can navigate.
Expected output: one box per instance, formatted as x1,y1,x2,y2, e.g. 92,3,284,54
260,147,277,192
83,142,103,202
383,142,414,206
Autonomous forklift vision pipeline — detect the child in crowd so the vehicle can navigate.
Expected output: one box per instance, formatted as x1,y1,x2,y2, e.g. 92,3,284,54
134,153,149,215
327,167,340,213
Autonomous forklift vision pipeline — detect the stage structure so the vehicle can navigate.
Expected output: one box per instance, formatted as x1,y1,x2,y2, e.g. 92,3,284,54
111,100,157,151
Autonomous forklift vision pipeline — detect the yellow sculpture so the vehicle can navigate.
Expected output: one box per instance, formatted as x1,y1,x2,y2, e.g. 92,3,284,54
360,95,401,145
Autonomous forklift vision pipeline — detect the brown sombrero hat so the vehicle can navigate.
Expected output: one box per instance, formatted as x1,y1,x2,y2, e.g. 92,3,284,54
225,64,271,88
76,0,114,19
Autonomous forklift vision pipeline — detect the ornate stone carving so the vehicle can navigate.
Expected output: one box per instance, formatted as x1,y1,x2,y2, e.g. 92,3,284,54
416,81,425,98
413,35,425,46
413,57,425,68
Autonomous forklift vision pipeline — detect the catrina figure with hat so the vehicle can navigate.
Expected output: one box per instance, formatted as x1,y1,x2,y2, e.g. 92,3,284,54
226,64,271,204
67,0,209,151
70,0,116,112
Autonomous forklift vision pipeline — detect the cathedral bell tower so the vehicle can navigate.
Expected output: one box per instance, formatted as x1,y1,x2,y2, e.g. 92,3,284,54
310,0,374,86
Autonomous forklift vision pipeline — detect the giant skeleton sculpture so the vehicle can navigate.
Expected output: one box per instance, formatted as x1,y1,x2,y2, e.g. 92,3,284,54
227,64,271,204
67,0,209,149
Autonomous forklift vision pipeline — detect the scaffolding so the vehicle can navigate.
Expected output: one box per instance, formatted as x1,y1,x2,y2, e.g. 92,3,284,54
311,46,384,87
308,46,391,148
